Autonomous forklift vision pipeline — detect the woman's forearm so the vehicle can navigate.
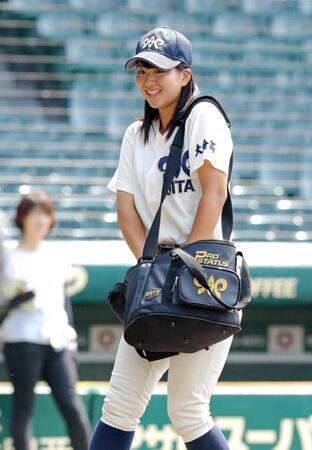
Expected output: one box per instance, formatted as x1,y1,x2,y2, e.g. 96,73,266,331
119,213,146,259
117,191,146,259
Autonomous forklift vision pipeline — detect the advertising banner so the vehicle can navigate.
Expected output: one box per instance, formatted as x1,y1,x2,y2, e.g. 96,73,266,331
69,264,312,306
1,386,312,450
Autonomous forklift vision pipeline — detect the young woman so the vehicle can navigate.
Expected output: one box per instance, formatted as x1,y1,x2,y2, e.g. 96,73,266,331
1,191,92,450
90,27,233,450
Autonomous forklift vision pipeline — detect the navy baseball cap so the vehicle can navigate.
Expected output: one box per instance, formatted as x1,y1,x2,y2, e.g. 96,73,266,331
125,27,192,70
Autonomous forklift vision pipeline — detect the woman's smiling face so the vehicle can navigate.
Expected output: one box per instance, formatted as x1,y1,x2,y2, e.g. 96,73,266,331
135,63,191,114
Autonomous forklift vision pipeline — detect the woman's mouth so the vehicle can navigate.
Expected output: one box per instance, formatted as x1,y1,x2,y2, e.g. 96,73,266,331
146,89,161,97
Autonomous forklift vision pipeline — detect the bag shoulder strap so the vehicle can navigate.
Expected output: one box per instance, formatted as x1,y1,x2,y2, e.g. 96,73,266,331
178,95,231,128
142,95,233,260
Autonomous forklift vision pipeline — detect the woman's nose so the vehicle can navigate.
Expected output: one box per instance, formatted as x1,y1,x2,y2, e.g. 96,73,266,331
143,73,157,86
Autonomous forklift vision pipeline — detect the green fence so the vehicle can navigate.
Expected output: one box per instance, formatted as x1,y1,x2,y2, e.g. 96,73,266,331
70,265,312,306
1,384,312,450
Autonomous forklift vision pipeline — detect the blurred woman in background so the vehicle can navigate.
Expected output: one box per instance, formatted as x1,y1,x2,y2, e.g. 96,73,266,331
1,191,91,450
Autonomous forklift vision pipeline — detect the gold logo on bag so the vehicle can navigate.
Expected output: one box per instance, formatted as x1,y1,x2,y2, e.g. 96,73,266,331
144,288,161,300
194,276,227,299
195,250,229,267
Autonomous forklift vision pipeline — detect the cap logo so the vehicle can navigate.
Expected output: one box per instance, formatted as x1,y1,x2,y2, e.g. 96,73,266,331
142,36,165,50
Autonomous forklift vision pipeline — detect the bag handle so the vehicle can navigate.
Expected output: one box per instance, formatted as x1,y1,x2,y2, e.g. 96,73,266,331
171,247,241,310
142,95,233,261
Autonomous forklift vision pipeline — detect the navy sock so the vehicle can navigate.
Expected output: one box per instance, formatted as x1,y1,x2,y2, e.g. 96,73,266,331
89,421,135,450
185,426,230,450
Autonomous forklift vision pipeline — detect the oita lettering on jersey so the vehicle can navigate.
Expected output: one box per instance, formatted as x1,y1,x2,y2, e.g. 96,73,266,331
158,150,195,195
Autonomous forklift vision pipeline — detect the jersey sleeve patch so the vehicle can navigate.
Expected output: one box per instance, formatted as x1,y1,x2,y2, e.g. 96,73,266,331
186,102,233,177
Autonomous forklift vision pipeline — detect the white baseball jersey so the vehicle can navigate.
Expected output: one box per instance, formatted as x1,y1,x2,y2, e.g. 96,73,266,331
1,245,76,350
108,102,233,244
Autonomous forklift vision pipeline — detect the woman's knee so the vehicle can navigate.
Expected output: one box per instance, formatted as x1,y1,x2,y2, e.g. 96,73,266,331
101,336,168,431
167,397,214,442
102,361,168,431
101,384,147,431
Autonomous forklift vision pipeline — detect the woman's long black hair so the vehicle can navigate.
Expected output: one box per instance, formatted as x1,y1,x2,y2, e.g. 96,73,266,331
138,61,198,144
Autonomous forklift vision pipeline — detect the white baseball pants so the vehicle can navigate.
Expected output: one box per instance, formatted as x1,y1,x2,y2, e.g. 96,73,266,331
101,334,232,443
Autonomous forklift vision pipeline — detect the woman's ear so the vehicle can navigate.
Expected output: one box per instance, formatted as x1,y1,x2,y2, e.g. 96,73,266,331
181,68,192,86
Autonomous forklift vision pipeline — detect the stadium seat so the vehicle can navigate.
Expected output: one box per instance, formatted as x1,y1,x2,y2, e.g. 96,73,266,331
271,12,312,41
96,12,154,39
213,12,262,39
8,0,69,17
300,152,312,198
66,37,112,60
36,12,89,39
69,80,140,136
154,11,207,36
69,0,126,12
298,0,312,14
127,0,180,12
242,0,299,15
183,0,225,14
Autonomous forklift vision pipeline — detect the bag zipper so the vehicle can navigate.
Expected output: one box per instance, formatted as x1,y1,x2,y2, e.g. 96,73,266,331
172,276,179,292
